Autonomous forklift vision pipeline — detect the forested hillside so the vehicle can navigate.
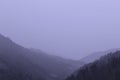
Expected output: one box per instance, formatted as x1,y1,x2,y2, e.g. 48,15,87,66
66,51,120,80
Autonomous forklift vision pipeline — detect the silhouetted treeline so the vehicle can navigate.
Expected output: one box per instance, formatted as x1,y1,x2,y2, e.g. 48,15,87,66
66,51,120,80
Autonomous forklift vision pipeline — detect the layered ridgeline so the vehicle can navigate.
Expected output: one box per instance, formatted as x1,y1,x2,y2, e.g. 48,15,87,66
0,34,83,80
66,51,120,80
81,48,120,64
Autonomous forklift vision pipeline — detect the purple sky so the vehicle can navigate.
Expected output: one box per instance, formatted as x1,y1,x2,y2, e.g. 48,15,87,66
0,0,120,60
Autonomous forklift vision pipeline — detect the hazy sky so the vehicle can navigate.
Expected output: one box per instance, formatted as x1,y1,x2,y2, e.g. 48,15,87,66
0,0,120,60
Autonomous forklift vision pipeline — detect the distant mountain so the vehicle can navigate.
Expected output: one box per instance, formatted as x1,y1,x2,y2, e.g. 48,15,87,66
81,49,120,64
66,51,120,80
0,34,83,80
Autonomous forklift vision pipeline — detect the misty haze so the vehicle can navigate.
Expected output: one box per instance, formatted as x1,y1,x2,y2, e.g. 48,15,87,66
0,0,120,80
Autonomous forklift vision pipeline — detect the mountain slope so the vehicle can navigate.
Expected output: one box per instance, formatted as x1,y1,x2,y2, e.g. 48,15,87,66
0,34,48,80
30,49,84,80
0,34,83,80
66,51,120,80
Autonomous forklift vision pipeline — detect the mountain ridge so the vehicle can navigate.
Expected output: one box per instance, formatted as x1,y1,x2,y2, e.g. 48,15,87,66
0,33,83,80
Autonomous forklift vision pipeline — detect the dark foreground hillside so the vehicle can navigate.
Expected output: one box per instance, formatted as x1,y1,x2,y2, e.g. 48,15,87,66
66,51,120,80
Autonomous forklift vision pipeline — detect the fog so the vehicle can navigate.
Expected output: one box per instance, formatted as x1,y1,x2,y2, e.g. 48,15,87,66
0,0,120,60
